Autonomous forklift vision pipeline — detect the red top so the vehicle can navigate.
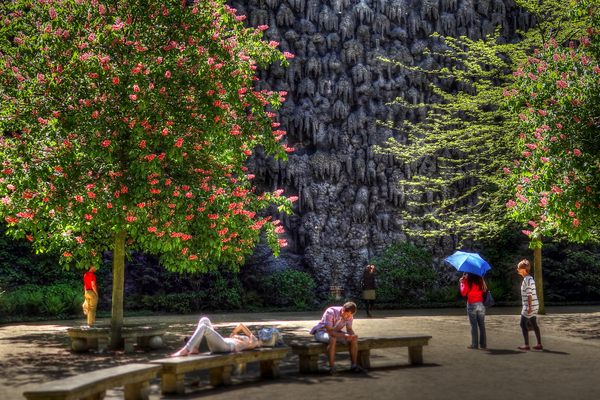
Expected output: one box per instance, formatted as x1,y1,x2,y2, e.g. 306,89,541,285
460,280,484,304
83,270,96,291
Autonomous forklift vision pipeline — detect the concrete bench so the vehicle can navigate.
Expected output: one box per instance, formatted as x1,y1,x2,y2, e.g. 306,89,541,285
151,347,289,394
290,334,432,373
67,326,165,353
22,363,161,400
121,326,165,352
67,327,111,353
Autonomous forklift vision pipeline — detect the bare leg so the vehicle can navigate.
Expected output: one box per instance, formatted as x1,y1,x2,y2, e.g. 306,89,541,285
349,336,358,365
327,337,337,368
171,317,212,356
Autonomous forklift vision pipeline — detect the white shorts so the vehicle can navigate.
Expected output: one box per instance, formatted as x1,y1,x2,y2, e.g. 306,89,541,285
314,330,347,344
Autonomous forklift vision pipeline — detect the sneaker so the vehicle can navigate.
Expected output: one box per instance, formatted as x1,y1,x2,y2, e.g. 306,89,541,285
350,365,366,373
518,345,530,351
467,345,478,350
533,344,543,351
328,367,338,376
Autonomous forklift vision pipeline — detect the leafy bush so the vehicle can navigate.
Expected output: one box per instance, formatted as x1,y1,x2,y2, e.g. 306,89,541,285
132,269,243,313
43,284,82,315
0,283,82,319
147,292,203,314
370,242,437,305
424,286,463,305
0,285,44,316
542,245,600,302
261,269,316,310
0,224,77,290
205,271,243,310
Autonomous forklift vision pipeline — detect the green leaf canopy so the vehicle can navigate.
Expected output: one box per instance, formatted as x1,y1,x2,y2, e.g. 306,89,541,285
0,0,294,272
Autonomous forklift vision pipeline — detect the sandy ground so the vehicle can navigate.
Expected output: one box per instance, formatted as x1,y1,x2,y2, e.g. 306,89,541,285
1,306,599,400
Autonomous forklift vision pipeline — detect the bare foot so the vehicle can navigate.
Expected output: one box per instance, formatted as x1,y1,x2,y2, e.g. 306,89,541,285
170,348,190,357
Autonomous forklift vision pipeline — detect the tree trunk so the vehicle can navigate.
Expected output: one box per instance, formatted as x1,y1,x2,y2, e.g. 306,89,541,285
110,231,126,349
532,243,545,315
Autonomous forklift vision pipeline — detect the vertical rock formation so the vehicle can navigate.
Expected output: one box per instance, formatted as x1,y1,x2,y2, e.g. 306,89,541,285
235,0,531,297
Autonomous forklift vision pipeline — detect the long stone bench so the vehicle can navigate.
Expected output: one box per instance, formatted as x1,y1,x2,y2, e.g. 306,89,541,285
67,326,165,353
22,363,161,400
121,326,165,353
151,347,289,394
290,334,432,373
67,327,111,353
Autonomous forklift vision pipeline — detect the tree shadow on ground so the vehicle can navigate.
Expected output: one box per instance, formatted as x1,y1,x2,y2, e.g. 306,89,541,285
178,362,441,399
0,322,314,390
1,320,439,397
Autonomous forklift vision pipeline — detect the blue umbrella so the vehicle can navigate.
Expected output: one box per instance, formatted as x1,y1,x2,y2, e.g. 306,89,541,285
444,251,491,277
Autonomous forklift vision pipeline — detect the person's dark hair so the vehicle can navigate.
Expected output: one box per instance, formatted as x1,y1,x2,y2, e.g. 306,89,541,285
466,273,483,289
342,301,357,314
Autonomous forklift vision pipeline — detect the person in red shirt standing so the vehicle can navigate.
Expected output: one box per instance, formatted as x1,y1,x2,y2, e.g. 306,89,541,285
459,273,487,350
82,266,98,327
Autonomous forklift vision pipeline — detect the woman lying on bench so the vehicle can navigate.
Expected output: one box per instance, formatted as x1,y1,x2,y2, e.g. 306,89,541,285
171,317,261,357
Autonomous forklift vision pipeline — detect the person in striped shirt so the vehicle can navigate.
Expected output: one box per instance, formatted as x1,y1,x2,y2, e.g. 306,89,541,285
517,259,543,351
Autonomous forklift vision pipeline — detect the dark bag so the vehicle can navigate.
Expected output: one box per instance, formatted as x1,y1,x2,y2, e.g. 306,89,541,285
482,278,494,307
483,290,495,307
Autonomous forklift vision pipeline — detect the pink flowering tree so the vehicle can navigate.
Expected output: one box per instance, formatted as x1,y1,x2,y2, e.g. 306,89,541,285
0,0,295,346
505,1,600,310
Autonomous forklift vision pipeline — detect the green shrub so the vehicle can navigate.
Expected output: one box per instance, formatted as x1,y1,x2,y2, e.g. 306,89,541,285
0,283,82,318
261,269,316,310
0,285,44,316
542,246,600,302
205,271,243,310
240,289,264,311
149,292,202,314
44,284,82,315
370,242,437,305
424,286,462,305
0,224,75,290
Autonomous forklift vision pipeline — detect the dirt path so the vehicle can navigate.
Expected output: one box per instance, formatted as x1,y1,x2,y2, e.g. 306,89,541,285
1,306,599,399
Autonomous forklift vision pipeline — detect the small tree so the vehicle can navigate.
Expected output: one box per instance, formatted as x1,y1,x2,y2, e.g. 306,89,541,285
378,33,517,245
380,1,591,313
505,0,600,311
0,0,294,346
378,1,586,247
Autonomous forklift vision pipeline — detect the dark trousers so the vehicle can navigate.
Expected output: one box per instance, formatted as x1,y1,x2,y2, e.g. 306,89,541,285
365,299,374,315
520,315,542,345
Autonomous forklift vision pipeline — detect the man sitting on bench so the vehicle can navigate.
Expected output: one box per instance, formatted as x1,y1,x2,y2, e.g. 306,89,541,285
171,317,261,357
309,301,364,375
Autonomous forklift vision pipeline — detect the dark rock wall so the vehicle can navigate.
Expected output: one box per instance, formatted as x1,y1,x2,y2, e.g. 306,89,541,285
234,0,532,298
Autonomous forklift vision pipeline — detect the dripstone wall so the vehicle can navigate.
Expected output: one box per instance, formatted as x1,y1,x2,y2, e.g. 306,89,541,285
235,0,533,298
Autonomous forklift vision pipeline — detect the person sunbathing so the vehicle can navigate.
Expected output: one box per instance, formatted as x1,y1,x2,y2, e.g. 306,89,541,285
171,317,261,357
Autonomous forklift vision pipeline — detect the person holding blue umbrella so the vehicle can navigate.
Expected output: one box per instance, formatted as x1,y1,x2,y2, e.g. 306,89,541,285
446,251,491,350
459,273,487,350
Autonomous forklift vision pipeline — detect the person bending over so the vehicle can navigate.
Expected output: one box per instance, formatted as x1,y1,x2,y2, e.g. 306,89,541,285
309,301,364,375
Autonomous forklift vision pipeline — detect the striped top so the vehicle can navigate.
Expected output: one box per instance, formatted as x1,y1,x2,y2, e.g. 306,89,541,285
521,275,539,317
